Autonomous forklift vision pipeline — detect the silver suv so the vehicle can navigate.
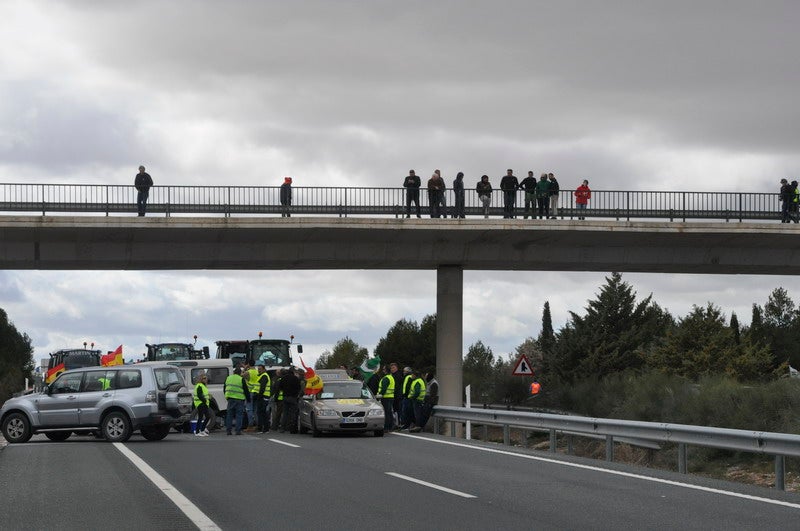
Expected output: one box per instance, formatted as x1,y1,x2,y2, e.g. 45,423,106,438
0,365,192,443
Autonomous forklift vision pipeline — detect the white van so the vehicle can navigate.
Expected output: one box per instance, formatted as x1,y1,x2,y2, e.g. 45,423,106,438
138,359,233,430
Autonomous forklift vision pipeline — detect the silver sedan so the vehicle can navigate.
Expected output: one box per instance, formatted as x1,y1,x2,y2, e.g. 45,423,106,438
299,380,385,437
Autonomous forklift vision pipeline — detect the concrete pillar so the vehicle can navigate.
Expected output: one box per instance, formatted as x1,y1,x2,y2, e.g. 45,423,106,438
437,265,463,408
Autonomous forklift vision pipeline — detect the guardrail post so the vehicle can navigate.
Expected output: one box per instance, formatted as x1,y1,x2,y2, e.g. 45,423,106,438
483,424,488,441
433,417,439,435
549,429,557,453
738,192,743,223
567,434,574,455
166,187,171,218
450,421,456,438
775,455,785,491
503,424,510,446
605,435,614,462
678,443,687,474
682,192,686,222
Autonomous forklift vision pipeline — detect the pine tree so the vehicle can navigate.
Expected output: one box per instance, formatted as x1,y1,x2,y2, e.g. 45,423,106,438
538,301,555,376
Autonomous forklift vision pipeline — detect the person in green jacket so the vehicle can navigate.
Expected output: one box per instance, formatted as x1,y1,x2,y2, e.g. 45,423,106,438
535,173,551,219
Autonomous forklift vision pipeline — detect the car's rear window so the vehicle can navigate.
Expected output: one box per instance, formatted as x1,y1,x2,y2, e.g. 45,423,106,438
153,367,184,390
319,382,372,399
191,367,228,385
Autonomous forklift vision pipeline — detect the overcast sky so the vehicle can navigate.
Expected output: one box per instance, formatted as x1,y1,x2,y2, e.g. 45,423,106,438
1,1,799,368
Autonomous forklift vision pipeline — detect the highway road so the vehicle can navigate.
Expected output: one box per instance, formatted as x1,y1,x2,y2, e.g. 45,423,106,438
1,430,799,530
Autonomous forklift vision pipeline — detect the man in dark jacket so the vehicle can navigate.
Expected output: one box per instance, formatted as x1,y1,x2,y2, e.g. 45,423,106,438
404,170,421,218
280,177,292,217
519,171,537,219
134,165,153,217
276,367,301,432
500,169,520,219
780,178,791,223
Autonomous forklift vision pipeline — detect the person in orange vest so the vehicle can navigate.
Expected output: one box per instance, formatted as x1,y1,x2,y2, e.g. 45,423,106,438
530,381,542,395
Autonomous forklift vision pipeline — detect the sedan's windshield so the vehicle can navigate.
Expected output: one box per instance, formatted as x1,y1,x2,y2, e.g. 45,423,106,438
318,382,372,400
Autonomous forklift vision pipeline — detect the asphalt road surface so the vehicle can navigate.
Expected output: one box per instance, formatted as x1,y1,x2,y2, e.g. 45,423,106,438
1,430,799,530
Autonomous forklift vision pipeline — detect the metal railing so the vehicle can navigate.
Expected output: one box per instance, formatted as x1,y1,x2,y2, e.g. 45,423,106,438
432,405,800,490
0,183,786,221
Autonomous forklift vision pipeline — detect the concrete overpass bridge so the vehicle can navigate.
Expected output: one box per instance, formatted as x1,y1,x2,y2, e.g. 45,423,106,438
3,215,800,409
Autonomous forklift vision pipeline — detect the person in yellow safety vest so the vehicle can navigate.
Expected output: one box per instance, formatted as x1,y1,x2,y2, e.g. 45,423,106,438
271,368,285,431
791,180,800,224
97,376,111,391
407,369,427,432
244,365,260,431
376,366,396,431
255,364,272,434
224,367,249,435
193,373,211,436
399,366,415,430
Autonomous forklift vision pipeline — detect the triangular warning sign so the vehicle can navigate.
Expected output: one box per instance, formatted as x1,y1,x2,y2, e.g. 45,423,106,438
512,354,534,376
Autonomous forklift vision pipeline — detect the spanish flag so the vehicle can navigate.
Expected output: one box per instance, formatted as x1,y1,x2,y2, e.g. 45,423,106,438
300,358,323,395
101,345,124,366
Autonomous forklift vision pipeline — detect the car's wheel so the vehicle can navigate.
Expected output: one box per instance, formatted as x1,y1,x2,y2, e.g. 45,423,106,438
140,425,171,441
311,415,321,438
45,431,72,442
101,411,132,442
1,412,32,444
374,429,384,437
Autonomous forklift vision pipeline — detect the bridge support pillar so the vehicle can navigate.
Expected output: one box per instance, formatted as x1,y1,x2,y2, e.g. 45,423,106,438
436,265,463,418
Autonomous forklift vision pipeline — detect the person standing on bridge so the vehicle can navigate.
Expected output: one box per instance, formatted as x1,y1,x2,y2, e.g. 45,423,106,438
404,170,421,218
519,171,537,219
280,177,293,217
780,178,792,223
427,171,446,218
535,173,551,219
548,173,560,219
436,170,448,218
791,180,800,224
500,169,520,219
476,175,493,218
575,179,591,220
452,172,465,219
134,165,153,217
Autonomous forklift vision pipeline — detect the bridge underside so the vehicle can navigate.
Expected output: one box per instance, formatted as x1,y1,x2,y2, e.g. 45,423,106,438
2,216,800,274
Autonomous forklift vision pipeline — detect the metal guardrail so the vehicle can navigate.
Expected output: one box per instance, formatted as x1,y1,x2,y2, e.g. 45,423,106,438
0,183,786,221
432,406,800,490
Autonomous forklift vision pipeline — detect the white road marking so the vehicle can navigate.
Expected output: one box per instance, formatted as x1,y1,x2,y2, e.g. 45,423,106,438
113,443,221,530
386,472,477,498
394,433,800,510
269,438,301,448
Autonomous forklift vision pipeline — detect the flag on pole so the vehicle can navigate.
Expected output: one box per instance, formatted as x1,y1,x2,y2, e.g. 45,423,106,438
101,345,124,366
299,358,323,395
358,355,381,382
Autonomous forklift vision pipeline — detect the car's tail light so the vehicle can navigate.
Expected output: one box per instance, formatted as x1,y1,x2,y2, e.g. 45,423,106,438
145,390,157,403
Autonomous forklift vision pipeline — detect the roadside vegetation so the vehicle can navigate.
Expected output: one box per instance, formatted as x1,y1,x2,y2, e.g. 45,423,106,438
318,273,800,487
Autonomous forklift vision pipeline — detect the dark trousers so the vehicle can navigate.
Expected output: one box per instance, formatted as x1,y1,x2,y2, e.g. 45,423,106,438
412,400,425,428
523,192,535,218
401,398,414,427
406,190,420,217
281,396,298,433
781,201,790,222
503,191,516,218
280,201,291,217
537,197,549,218
136,190,149,216
452,193,465,218
225,398,245,434
196,403,210,433
256,395,270,432
428,190,444,218
381,397,394,431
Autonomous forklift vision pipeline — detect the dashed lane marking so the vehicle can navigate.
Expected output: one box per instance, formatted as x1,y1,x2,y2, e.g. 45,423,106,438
386,472,477,499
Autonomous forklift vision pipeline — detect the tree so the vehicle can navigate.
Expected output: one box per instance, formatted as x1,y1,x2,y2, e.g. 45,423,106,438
538,301,555,375
648,303,773,381
373,318,421,369
315,337,368,370
730,312,740,345
550,273,672,382
0,308,34,403
463,341,494,403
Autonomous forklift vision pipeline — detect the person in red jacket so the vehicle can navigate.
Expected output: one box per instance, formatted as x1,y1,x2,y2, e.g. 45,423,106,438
574,179,591,220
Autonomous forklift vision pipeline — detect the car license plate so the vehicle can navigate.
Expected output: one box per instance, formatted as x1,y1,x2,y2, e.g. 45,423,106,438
341,417,362,424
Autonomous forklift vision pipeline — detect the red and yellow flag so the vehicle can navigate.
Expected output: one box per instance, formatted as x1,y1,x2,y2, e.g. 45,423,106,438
101,345,124,366
300,358,323,395
46,363,65,384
